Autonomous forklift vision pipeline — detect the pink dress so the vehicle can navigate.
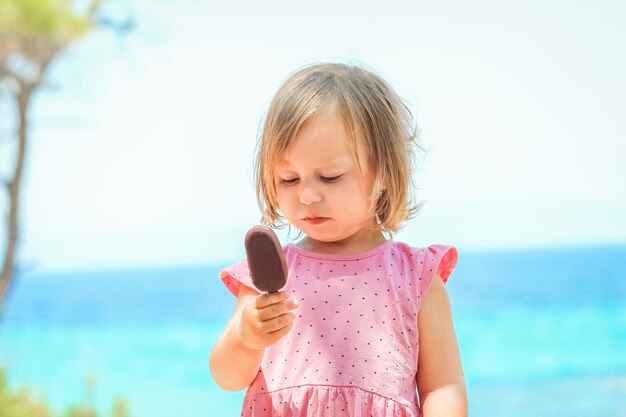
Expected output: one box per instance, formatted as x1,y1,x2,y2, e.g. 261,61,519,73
220,240,458,417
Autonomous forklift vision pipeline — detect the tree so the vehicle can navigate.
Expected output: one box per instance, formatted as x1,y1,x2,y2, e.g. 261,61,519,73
0,0,130,306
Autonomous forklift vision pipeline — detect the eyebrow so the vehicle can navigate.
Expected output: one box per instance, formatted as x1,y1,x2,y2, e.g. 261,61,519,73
277,157,352,170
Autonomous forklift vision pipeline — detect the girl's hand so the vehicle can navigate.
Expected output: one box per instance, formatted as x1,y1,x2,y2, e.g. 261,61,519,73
238,291,299,351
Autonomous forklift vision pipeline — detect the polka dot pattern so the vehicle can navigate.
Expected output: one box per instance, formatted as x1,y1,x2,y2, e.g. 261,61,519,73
220,241,458,417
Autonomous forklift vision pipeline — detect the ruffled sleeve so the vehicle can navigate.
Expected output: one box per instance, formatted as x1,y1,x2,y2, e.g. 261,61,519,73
219,259,260,297
419,244,458,297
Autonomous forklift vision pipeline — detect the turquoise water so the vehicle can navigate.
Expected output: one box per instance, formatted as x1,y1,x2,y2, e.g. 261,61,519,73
1,245,625,416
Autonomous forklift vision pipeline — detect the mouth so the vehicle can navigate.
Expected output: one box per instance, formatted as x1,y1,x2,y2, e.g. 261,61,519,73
303,216,328,225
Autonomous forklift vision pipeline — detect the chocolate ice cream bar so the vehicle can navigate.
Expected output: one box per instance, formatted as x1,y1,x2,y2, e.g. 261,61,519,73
244,225,288,293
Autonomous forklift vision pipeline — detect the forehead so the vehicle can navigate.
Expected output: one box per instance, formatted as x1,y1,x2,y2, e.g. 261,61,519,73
276,108,368,171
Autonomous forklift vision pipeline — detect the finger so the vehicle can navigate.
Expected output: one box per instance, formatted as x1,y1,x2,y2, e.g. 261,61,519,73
267,320,294,344
260,312,296,334
255,291,289,310
257,298,299,322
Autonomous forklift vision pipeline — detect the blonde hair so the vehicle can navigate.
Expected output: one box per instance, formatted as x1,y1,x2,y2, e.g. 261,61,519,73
254,62,424,234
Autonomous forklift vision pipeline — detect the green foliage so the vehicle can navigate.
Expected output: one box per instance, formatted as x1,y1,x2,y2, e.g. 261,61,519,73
0,370,52,417
0,369,135,417
61,398,131,417
0,0,96,41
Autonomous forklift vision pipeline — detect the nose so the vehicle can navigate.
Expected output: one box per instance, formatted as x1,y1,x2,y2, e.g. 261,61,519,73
299,187,322,205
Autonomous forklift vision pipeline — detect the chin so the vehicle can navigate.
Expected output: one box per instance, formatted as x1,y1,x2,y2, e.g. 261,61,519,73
298,228,338,243
308,229,357,244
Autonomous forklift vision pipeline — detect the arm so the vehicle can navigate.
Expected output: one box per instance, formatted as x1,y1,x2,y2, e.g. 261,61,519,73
209,285,299,391
417,273,468,417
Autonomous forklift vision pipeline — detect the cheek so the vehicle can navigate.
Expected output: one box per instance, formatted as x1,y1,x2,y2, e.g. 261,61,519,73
333,182,372,212
275,191,286,210
275,188,294,211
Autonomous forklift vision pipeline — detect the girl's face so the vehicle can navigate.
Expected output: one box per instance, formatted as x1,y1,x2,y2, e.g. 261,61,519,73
274,107,384,253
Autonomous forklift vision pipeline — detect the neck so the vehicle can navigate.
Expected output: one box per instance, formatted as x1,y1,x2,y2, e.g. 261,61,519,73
297,228,387,255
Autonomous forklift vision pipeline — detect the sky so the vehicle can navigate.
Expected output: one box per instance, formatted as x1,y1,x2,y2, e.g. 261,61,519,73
2,0,625,272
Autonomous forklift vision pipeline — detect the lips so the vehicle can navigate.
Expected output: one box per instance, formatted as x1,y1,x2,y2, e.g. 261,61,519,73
303,216,328,225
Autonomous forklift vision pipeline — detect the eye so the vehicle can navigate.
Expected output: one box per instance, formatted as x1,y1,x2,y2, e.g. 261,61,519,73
280,178,299,185
321,175,342,183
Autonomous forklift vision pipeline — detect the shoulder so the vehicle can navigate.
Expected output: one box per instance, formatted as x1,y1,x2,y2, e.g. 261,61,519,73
219,258,256,298
220,258,249,279
390,241,456,256
391,241,457,265
392,241,458,280
387,241,459,305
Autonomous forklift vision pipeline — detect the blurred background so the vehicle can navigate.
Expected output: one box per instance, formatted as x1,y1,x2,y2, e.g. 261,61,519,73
0,0,625,416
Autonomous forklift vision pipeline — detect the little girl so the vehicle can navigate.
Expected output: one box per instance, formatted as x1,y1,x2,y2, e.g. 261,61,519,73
210,63,467,417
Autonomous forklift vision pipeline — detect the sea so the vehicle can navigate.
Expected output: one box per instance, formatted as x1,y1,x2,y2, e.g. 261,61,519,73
1,244,625,417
